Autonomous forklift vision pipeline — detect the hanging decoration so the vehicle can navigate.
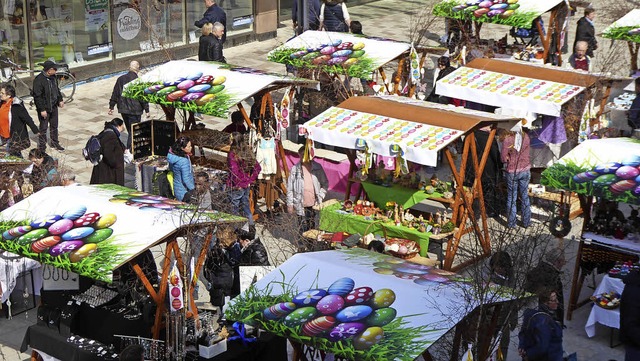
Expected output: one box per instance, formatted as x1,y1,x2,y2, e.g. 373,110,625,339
409,43,421,86
168,261,184,312
389,144,408,178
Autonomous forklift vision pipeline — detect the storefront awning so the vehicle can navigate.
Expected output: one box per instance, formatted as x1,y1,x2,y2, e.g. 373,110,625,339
603,9,640,43
433,0,563,29
123,60,318,119
301,96,516,166
541,138,640,205
267,30,412,80
0,185,244,282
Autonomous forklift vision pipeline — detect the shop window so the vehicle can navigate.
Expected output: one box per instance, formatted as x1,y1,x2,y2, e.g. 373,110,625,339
2,0,29,67
187,0,253,44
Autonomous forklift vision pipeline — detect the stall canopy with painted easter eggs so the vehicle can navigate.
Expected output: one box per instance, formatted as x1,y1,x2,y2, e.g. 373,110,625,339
603,9,640,44
300,95,516,167
122,60,318,119
267,30,412,80
541,138,640,205
226,248,525,361
433,0,563,29
0,185,245,282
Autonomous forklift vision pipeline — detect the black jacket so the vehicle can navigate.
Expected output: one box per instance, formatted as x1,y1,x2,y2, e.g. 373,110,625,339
198,34,216,61
211,36,225,63
109,71,149,116
621,270,640,347
90,126,125,185
7,98,39,154
322,3,348,32
239,238,270,266
574,17,597,57
32,72,62,113
195,4,227,43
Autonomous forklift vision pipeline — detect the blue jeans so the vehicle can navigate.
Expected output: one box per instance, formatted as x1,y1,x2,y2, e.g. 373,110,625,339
505,170,531,228
229,187,253,225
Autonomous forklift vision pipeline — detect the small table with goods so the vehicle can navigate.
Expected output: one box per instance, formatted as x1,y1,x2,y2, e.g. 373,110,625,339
585,274,624,346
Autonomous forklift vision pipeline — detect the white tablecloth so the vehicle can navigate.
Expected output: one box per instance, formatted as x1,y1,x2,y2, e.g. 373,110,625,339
585,275,624,337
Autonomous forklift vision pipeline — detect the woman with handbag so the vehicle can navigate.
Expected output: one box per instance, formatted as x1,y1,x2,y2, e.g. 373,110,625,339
319,0,350,32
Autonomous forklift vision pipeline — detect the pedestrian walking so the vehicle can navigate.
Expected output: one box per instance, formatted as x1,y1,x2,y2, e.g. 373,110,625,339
319,0,350,33
90,118,126,186
0,84,39,158
32,60,64,152
500,124,531,228
198,23,216,61
195,0,227,43
108,61,150,150
574,7,597,58
518,289,564,361
211,22,226,63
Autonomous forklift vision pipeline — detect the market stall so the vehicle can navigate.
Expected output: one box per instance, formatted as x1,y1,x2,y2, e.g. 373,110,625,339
602,9,640,73
300,96,517,270
540,137,640,320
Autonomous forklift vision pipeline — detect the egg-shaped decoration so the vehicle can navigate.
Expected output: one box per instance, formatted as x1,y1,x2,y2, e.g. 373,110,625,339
369,288,396,309
610,179,637,194
392,266,429,275
332,50,352,58
302,52,321,61
171,287,181,297
31,236,61,253
69,243,98,263
49,240,84,257
478,1,492,7
211,76,226,85
572,171,599,183
464,5,479,12
327,322,366,342
344,287,374,305
343,58,359,66
188,84,212,93
181,92,204,103
350,50,365,58
48,218,74,235
335,305,373,322
152,203,174,210
592,174,619,187
167,90,188,102
393,272,421,280
487,9,505,17
112,194,134,200
62,205,87,220
61,227,95,241
95,214,117,229
320,46,336,55
302,315,337,336
171,298,182,310
386,258,406,264
353,327,384,350
263,302,297,320
372,261,394,269
163,79,182,87
84,228,113,244
507,0,518,3
327,57,347,65
170,274,180,286
474,8,490,17
16,228,49,245
313,55,332,65
352,42,365,50
452,4,467,11
622,155,640,167
490,3,508,9
73,212,101,227
195,94,216,106
466,0,481,4
177,79,195,90
506,3,520,10
373,268,394,275
128,192,148,197
306,45,322,52
337,42,353,50
290,50,308,59
109,198,127,204
328,277,355,296
331,39,342,46
430,268,456,276
195,75,214,84
144,84,165,94
31,215,62,229
633,185,640,197
293,289,328,306
3,225,32,240
499,10,514,18
156,86,178,96
283,306,318,327
615,165,640,180
186,72,203,81
316,294,345,315
365,307,397,327
206,85,225,94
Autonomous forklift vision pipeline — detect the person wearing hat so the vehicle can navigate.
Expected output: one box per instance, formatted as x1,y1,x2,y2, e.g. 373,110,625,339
32,60,65,151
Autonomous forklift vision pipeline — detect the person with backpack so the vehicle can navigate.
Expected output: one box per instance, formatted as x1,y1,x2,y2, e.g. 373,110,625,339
89,118,126,186
319,0,350,32
167,136,195,202
518,289,564,361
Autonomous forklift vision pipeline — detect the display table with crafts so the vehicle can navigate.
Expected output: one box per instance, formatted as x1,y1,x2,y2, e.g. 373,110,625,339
22,324,120,361
359,181,452,209
585,275,624,338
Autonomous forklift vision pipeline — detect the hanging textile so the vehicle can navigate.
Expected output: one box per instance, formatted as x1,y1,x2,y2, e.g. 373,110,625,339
578,98,596,143
256,136,277,179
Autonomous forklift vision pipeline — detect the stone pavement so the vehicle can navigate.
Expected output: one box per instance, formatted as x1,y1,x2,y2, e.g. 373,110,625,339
0,0,631,359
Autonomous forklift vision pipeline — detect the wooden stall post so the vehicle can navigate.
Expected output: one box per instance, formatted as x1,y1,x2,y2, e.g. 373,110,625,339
566,195,593,320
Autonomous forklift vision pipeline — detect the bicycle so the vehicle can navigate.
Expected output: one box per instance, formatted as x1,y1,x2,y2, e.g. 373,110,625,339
0,57,77,104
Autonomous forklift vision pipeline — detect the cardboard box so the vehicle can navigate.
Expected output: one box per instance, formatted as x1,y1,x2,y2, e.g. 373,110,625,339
199,340,227,359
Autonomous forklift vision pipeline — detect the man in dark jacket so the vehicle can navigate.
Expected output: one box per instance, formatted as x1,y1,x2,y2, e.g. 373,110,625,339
108,60,150,150
574,7,597,58
33,60,64,152
195,0,227,43
621,270,640,360
292,0,321,34
211,22,226,63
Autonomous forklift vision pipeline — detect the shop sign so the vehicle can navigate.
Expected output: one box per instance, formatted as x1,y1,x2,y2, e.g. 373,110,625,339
87,42,113,55
117,8,141,40
232,15,254,28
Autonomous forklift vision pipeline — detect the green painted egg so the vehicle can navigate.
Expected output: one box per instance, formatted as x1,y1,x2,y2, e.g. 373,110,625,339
17,228,49,245
206,85,225,94
369,289,396,309
84,228,113,243
506,3,519,10
303,52,320,61
365,307,396,327
283,306,317,327
350,50,365,58
156,86,178,96
593,174,618,187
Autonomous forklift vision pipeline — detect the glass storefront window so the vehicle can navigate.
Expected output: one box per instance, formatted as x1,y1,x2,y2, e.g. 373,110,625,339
2,0,30,67
187,0,253,44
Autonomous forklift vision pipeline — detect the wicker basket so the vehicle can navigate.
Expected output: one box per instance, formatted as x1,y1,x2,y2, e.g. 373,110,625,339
590,293,621,310
362,222,420,259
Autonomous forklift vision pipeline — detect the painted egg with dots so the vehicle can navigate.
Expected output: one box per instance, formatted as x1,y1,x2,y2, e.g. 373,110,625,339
69,243,98,262
283,307,318,327
622,155,640,167
327,322,366,342
172,298,182,309
610,180,636,194
344,287,374,305
572,171,599,183
181,92,204,103
316,294,345,315
156,86,178,96
335,305,373,322
290,50,308,59
16,228,49,245
48,218,74,235
171,287,181,297
328,277,355,296
337,42,353,50
365,307,396,327
263,302,297,320
195,75,214,84
49,240,84,257
61,227,95,241
327,57,347,65
177,79,195,90
302,316,336,336
353,327,384,350
211,76,226,85
195,94,216,106
31,215,62,229
592,174,618,187
84,228,113,244
369,289,396,309
293,289,327,306
615,166,640,180
2,225,32,240
74,212,101,227
95,214,117,229
167,90,188,102
188,84,211,93
332,50,352,58
331,39,342,46
62,205,87,220
31,236,61,253
320,46,336,55
186,72,203,81
144,84,165,94
163,79,182,86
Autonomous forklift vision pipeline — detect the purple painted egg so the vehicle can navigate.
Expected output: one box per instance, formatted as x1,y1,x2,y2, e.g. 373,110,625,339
327,57,347,65
167,90,188,102
478,1,492,7
344,287,374,306
49,240,84,257
327,322,366,341
263,302,297,320
312,55,332,65
353,326,384,350
188,84,211,93
283,306,317,327
634,185,640,197
144,84,164,94
293,289,327,306
572,171,599,183
74,212,101,227
195,75,214,84
31,236,61,253
592,174,618,187
48,218,74,235
332,50,352,58
452,4,467,11
16,228,49,245
615,165,640,180
328,277,355,296
177,79,195,90
594,162,621,174
365,307,397,327
335,305,373,322
186,72,203,80
163,79,183,87
62,206,87,220
320,46,336,55
610,180,636,194
290,50,308,59
2,225,31,240
331,39,342,46
622,155,640,167
490,3,508,9
394,272,421,280
61,227,95,241
337,42,353,50
181,92,204,102
302,316,336,336
31,215,62,228
487,9,505,17
316,294,345,315
152,203,174,210
369,289,396,309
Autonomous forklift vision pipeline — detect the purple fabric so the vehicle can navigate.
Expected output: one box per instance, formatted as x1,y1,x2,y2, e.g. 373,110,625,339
538,115,567,144
285,151,354,196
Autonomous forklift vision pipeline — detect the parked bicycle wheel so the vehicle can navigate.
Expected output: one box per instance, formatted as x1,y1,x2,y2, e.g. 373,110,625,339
56,72,76,103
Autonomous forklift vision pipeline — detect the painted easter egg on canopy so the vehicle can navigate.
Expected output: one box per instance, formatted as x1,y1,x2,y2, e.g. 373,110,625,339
48,219,74,235
327,57,347,65
186,72,203,80
206,85,225,94
464,5,479,12
414,274,450,286
373,262,394,269
452,4,466,11
328,277,355,296
474,8,490,17
616,166,640,180
290,50,308,58
177,79,195,90
313,55,332,65
430,268,455,276
84,228,113,243
17,228,49,245
172,298,182,310
332,50,352,58
49,240,84,257
74,212,100,227
343,58,358,66
112,194,134,200
211,76,226,85
572,171,599,183
293,289,327,306
634,185,640,197
31,215,62,229
490,3,508,9
392,266,429,275
163,78,184,86
506,3,520,10
320,46,336,55
302,316,336,336
144,84,164,94
345,287,374,305
263,302,297,320
167,90,188,101
327,322,366,342
181,93,204,102
499,10,514,18
337,42,353,50
330,39,342,46
369,289,396,309
31,236,61,253
61,227,94,241
373,267,394,275
466,0,481,4
3,225,31,240
592,174,618,187
610,180,636,194
352,42,365,50
95,214,117,229
350,50,365,58
195,94,216,105
335,305,373,322
507,0,518,3
171,288,181,297
394,272,420,280
478,1,492,7
195,75,214,84
156,86,178,96
487,9,505,17
622,155,640,167
62,205,87,220
69,243,98,262
152,203,173,210
283,306,318,327
316,294,345,315
188,84,211,93
353,327,384,350
365,307,396,327
303,52,320,61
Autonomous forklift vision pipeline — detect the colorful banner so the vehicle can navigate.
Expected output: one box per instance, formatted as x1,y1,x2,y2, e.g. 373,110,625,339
541,138,640,205
433,0,563,29
267,31,411,80
0,185,244,282
602,9,640,43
